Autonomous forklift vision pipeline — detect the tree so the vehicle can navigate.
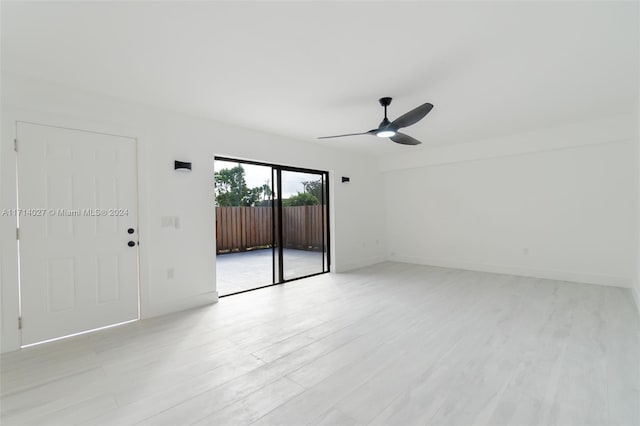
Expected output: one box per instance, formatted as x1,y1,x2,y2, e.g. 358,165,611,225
215,165,262,206
259,180,273,202
302,179,325,202
283,192,319,206
254,182,274,207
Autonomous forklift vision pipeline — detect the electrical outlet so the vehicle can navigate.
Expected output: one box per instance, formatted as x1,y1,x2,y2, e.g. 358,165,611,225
167,268,174,279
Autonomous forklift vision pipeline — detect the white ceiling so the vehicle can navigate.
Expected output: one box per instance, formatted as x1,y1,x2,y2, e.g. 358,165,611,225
2,1,638,155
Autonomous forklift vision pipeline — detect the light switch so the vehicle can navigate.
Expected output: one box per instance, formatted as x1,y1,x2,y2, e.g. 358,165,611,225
161,216,180,228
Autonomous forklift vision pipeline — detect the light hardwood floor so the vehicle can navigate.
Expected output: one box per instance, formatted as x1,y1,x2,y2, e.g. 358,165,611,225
1,262,639,425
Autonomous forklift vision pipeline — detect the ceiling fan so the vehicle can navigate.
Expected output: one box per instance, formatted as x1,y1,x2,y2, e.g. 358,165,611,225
318,97,433,145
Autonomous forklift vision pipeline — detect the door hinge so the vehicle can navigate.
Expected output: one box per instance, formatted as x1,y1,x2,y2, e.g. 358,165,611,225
16,228,19,240
18,317,22,330
14,139,18,152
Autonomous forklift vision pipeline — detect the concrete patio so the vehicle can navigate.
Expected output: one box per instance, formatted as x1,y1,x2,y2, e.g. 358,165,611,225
216,248,325,295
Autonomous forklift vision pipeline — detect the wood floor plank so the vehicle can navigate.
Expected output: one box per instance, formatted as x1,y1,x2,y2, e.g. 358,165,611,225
1,262,637,426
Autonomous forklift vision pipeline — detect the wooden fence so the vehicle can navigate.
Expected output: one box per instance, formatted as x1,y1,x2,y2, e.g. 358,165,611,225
215,205,326,254
216,206,272,254
282,205,326,251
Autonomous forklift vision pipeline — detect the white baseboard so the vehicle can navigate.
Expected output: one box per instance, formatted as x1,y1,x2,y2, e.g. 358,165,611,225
389,254,631,288
334,255,387,273
142,290,219,319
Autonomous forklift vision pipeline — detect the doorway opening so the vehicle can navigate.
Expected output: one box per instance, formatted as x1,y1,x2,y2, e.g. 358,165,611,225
214,157,330,296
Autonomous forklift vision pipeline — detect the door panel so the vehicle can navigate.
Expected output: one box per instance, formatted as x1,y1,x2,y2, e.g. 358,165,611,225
281,170,329,281
214,160,274,296
17,123,139,345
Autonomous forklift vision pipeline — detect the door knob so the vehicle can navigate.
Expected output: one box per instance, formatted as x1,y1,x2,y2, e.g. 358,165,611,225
128,241,136,247
128,228,135,234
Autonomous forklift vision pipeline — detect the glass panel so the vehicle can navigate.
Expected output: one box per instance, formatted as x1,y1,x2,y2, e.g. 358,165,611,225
272,168,281,284
214,160,274,295
281,170,326,280
322,174,329,272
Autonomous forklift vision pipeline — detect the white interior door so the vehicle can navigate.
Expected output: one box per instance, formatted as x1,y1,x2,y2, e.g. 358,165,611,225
17,122,139,346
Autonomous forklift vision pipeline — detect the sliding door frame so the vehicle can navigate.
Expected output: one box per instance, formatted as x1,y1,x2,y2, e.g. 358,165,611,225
215,156,330,297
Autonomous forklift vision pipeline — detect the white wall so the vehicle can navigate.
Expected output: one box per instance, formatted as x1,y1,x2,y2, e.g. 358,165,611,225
0,74,386,352
2,74,636,353
635,6,640,313
635,99,640,312
383,115,637,288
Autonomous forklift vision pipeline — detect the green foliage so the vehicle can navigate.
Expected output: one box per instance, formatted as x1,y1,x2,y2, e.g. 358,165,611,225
283,192,319,207
215,166,270,206
258,181,272,201
302,179,324,202
215,165,324,208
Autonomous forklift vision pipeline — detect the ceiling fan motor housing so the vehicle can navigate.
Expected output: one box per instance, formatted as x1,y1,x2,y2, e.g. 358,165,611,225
379,117,393,129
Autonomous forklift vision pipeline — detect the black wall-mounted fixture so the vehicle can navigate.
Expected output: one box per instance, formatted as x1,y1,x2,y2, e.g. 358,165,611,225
174,160,192,171
342,176,350,183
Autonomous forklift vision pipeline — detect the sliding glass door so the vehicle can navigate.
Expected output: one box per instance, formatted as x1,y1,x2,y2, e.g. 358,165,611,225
215,158,329,297
214,160,275,296
280,170,329,280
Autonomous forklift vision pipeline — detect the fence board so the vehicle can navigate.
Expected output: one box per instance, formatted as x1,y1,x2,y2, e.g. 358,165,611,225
216,205,324,254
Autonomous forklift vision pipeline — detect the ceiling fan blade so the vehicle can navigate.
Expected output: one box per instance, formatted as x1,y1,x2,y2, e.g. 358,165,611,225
390,132,422,145
391,103,433,129
317,130,376,139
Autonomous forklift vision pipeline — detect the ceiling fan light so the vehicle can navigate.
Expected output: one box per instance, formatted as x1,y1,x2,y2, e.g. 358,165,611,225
376,130,396,138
